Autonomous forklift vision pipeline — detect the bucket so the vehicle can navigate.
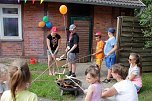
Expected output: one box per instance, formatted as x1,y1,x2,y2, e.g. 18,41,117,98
30,58,37,64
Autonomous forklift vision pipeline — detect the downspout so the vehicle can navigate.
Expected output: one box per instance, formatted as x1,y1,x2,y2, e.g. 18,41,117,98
136,7,146,17
136,0,146,17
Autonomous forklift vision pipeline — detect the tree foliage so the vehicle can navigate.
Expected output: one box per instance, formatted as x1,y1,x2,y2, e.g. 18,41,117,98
140,0,152,47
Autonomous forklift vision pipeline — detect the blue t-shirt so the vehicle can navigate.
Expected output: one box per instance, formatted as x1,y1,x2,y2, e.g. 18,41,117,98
104,37,117,56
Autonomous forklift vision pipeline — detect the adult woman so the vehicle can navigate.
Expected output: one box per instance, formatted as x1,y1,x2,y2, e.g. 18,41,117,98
102,64,138,101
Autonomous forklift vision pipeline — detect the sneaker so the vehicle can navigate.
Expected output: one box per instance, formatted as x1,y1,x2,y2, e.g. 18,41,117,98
68,71,72,76
102,79,111,83
71,73,76,77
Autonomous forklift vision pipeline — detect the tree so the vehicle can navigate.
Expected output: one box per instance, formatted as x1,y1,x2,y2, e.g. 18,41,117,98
140,0,152,47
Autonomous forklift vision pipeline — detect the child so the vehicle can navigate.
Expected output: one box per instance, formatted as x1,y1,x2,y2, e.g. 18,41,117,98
92,32,104,69
47,26,61,75
0,64,9,99
102,64,138,101
1,59,38,101
103,28,117,83
84,65,102,101
127,53,142,92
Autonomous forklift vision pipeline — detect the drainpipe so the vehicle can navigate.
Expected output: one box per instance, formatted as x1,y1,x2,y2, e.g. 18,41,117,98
136,7,146,17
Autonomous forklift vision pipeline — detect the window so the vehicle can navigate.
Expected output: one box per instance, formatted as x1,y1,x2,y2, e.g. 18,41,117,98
0,4,22,41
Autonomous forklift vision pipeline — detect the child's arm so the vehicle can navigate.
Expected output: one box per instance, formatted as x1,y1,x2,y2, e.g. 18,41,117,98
128,74,136,81
85,85,94,101
101,87,117,98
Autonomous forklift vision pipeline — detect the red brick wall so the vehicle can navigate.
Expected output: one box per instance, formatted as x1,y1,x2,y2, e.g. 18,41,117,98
92,6,132,54
23,2,45,58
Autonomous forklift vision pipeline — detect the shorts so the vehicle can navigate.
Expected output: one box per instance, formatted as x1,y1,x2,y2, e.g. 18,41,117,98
96,58,103,68
105,55,116,69
134,84,141,92
68,53,77,64
47,50,58,55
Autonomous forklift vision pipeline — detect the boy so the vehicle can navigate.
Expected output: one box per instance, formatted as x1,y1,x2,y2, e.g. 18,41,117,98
103,28,117,83
92,32,104,69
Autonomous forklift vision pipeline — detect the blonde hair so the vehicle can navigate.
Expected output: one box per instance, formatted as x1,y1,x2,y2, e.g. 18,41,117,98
9,59,31,101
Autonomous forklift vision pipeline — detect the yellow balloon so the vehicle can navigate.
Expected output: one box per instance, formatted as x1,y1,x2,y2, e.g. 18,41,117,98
59,5,67,15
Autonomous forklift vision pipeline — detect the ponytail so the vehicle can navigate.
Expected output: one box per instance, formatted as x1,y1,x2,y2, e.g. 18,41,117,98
9,59,31,101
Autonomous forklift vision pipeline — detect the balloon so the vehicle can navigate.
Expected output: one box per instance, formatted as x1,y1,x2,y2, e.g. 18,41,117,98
46,22,53,29
59,5,67,15
43,16,49,22
38,21,45,28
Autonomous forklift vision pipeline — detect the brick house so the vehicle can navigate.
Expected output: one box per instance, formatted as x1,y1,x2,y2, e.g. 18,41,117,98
0,0,145,63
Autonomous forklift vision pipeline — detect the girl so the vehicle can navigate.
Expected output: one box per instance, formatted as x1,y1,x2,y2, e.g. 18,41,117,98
127,53,142,92
47,26,61,75
84,65,102,101
102,64,138,101
1,59,38,101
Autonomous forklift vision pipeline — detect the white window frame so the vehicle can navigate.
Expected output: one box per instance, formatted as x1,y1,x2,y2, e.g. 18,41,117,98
0,4,22,41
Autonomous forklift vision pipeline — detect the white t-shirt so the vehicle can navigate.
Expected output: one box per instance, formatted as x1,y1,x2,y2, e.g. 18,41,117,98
113,80,138,101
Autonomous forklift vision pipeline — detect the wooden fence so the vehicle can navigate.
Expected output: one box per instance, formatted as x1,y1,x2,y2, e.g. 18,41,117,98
116,16,152,72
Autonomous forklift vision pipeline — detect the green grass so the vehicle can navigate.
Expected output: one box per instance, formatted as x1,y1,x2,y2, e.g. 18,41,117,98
29,63,75,101
139,73,152,101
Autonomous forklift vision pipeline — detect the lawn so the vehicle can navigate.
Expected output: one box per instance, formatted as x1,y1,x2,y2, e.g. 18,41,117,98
29,63,75,101
29,63,152,101
139,73,152,101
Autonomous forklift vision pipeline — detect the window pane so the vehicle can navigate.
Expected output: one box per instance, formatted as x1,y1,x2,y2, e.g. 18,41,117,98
2,8,18,14
3,18,18,36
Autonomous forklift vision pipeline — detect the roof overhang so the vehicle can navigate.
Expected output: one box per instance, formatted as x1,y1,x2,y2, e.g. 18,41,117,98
45,0,146,9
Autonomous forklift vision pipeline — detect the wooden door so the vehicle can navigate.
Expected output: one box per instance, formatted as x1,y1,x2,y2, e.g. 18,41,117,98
71,17,93,63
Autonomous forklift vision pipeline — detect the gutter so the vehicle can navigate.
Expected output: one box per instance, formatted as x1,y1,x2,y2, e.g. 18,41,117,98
45,0,146,9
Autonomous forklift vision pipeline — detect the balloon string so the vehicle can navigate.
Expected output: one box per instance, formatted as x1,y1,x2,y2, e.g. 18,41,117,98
63,14,67,35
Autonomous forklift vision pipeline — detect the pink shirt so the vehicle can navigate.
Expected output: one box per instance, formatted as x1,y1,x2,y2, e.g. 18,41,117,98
90,83,102,101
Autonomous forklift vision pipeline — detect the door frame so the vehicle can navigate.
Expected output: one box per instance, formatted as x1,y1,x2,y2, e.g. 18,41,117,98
70,17,93,62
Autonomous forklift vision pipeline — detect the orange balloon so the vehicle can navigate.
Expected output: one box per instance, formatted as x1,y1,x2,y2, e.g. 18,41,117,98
59,5,67,15
38,21,45,28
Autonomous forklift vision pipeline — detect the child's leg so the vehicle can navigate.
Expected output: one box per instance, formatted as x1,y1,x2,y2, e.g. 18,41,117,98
96,58,102,69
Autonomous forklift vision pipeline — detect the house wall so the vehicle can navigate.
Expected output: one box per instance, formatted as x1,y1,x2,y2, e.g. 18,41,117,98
0,2,133,63
92,6,133,54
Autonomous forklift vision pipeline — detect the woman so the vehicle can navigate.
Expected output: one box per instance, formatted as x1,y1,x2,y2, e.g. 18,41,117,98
101,64,138,101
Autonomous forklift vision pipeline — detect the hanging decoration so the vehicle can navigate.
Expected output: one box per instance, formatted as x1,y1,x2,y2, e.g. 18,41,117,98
59,5,68,37
40,0,44,4
43,16,49,22
59,5,68,15
24,0,27,3
32,0,35,4
46,22,53,29
38,21,45,28
38,16,53,29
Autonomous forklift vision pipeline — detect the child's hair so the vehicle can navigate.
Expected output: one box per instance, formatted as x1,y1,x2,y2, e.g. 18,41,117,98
95,35,101,38
130,53,142,75
112,63,128,80
9,59,31,101
85,65,100,83
0,64,8,80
